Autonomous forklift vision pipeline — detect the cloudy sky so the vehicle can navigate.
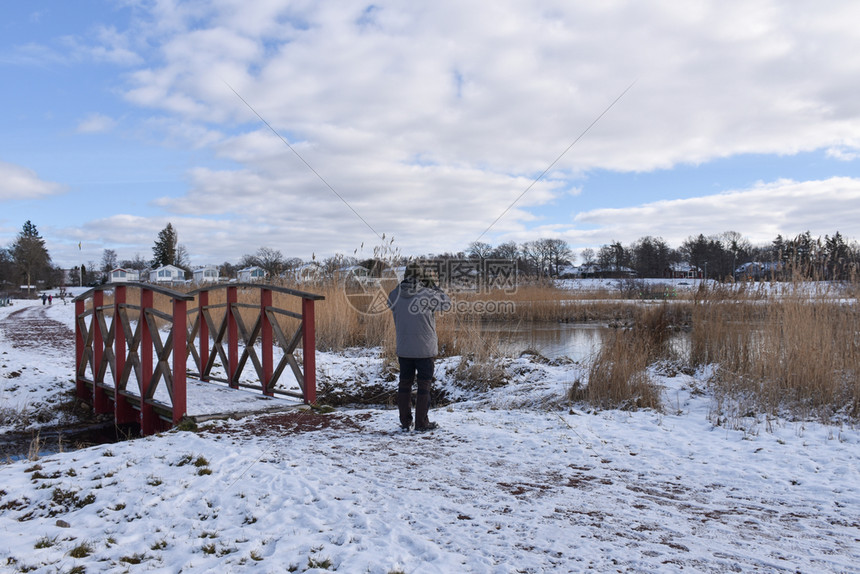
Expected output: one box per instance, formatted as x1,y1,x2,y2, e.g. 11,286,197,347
3,1,860,268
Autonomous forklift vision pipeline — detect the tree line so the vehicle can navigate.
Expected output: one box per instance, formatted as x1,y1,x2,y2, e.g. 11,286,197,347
461,230,860,281
2,221,859,293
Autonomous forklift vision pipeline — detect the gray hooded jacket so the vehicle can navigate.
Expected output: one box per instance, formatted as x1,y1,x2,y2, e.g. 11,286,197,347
387,278,452,358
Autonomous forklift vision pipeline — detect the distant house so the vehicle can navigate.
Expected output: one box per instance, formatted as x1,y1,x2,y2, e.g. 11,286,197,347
576,264,636,278
109,268,140,283
237,266,266,282
734,261,782,281
192,266,220,284
149,264,186,284
664,263,703,279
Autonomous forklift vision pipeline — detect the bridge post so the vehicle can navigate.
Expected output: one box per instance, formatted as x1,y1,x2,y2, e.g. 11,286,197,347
140,287,156,435
172,297,187,424
227,286,239,389
302,297,317,404
75,298,87,401
198,290,209,382
261,288,274,396
114,286,135,424
92,290,111,414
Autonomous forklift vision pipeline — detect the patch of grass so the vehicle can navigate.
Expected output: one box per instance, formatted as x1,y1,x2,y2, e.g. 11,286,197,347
308,555,333,569
175,417,198,432
175,454,193,466
120,553,146,564
51,488,96,511
34,536,57,549
250,549,264,561
201,542,217,555
68,541,94,558
147,476,163,487
151,539,168,551
30,470,61,481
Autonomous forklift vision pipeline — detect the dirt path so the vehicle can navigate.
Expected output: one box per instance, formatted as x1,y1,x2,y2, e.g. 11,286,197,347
0,304,75,353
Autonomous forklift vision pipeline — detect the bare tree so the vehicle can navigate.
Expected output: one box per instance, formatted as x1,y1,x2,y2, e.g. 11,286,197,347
543,238,573,277
580,247,595,265
100,249,118,273
120,253,148,271
254,247,286,277
492,241,519,261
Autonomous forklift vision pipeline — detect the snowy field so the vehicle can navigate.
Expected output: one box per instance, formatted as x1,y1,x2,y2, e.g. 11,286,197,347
1,295,859,573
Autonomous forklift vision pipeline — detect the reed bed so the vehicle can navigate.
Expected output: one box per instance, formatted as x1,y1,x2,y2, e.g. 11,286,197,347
569,304,677,411
690,282,860,422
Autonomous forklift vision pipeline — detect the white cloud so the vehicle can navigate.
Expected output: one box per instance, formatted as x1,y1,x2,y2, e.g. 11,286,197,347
40,1,860,263
570,177,860,247
76,113,117,133
0,161,64,201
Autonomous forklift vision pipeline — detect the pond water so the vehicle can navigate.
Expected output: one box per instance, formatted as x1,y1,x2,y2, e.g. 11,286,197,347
0,423,138,462
482,322,690,362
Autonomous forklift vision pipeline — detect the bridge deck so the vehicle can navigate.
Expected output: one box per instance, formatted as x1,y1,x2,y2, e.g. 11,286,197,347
84,377,307,424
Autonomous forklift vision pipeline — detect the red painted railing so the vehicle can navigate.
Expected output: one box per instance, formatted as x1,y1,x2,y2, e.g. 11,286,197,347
74,282,324,435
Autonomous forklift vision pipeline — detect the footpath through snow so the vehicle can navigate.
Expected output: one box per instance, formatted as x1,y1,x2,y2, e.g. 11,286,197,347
0,298,859,573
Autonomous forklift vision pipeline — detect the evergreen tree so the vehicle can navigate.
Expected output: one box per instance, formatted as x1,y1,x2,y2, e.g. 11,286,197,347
11,220,51,294
151,223,178,268
0,247,12,287
824,232,849,279
631,236,671,277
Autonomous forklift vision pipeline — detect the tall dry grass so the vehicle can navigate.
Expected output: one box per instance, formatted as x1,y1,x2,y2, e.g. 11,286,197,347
689,282,860,421
570,304,676,411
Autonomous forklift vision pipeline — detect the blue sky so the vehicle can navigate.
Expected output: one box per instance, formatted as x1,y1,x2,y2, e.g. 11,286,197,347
3,1,860,269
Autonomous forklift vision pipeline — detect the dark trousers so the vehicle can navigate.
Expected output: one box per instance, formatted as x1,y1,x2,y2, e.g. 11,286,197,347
397,357,434,428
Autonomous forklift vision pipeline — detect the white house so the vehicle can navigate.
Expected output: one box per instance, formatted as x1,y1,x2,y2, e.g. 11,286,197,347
237,266,266,282
149,264,186,284
192,265,220,284
109,268,140,283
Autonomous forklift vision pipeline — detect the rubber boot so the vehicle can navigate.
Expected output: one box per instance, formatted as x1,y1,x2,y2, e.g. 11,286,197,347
414,379,435,430
397,380,413,430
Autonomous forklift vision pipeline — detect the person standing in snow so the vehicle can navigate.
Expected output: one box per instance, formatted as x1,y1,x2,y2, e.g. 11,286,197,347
387,262,451,432
40,294,47,305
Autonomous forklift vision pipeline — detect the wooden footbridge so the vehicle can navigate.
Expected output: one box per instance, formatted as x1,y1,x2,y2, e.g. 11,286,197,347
74,283,324,435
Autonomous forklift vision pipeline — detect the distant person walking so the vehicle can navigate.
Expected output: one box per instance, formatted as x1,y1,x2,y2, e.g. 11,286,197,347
387,263,451,432
48,294,53,305
40,294,47,306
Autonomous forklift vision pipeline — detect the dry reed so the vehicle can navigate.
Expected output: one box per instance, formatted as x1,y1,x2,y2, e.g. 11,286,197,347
690,281,860,421
572,329,663,411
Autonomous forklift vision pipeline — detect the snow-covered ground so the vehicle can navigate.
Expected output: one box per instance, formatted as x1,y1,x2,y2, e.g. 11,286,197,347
1,296,859,573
